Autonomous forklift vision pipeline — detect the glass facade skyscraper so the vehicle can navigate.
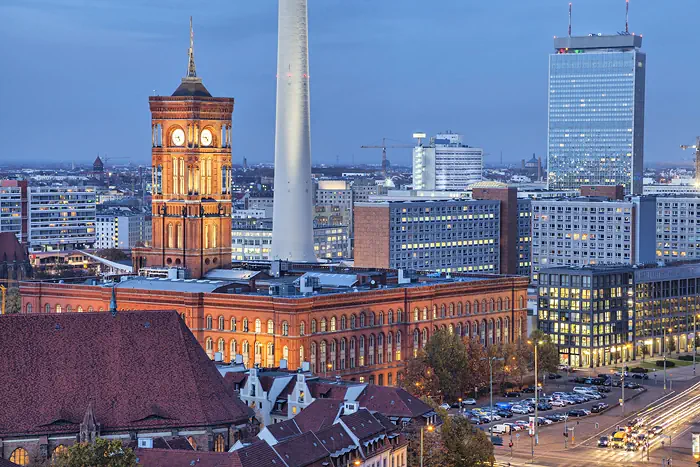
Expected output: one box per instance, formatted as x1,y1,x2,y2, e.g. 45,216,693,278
547,35,646,194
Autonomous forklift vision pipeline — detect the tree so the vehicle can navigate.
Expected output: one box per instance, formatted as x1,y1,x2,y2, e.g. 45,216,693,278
529,330,560,375
667,336,677,354
461,336,490,397
401,351,440,399
95,249,128,262
406,422,448,467
641,343,649,362
53,439,136,467
441,415,495,466
5,287,21,314
422,329,473,401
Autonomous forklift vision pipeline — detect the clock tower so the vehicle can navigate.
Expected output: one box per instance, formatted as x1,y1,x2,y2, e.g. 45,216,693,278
134,18,233,278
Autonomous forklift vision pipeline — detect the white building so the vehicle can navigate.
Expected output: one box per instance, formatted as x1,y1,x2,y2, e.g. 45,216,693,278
413,132,483,191
0,183,25,243
28,186,97,252
96,209,150,250
232,223,348,261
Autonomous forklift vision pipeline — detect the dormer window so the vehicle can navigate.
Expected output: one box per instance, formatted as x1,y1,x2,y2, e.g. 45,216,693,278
299,390,305,403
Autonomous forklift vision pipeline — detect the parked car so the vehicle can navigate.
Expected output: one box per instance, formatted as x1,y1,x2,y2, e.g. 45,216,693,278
631,373,649,380
537,403,552,411
547,413,567,422
598,386,612,393
491,436,504,446
598,436,610,447
440,403,451,410
492,424,511,434
650,426,664,436
463,398,477,405
591,402,609,413
625,382,641,389
522,386,536,393
514,420,529,429
506,422,523,431
511,405,529,415
548,373,563,379
503,391,521,398
469,416,482,424
558,364,571,372
568,409,589,417
496,410,513,419
551,399,567,407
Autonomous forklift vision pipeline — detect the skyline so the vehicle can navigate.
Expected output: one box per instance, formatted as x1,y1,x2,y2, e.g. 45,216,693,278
1,0,699,167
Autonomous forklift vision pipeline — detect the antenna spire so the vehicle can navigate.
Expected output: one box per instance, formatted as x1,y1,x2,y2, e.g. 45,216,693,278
625,0,629,34
186,16,197,78
568,3,572,37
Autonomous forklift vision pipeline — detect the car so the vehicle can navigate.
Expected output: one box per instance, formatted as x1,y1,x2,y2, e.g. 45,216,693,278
625,382,641,389
469,416,482,424
548,373,563,379
492,424,511,434
503,391,521,398
568,409,588,417
632,373,649,380
514,420,529,428
551,399,567,407
591,402,609,413
537,403,552,411
650,426,664,436
598,386,612,393
496,410,513,419
558,364,571,372
598,436,610,447
511,405,528,414
463,398,477,405
522,386,536,393
491,436,504,446
439,403,451,410
537,417,553,425
625,442,638,452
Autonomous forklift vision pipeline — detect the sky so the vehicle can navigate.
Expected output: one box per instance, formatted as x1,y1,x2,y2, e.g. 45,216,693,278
0,0,699,168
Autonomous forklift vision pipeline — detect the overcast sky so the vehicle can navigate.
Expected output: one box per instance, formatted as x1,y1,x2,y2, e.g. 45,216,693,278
1,0,698,167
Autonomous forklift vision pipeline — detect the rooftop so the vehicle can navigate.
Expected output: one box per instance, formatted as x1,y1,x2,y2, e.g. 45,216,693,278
553,34,642,51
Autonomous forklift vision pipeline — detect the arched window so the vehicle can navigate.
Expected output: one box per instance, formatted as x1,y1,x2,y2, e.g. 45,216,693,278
66,305,72,313
267,319,274,334
311,319,317,334
351,314,357,329
340,338,347,370
266,342,274,367
330,316,337,332
311,342,317,371
359,336,365,366
77,305,83,313
255,341,263,365
413,329,419,358
456,323,462,336
449,303,454,317
329,340,337,369
422,328,428,348
369,312,375,326
497,298,503,311
187,437,197,450
368,335,375,365
218,316,225,330
482,299,487,314
205,337,213,354
474,300,479,313
360,312,366,327
231,317,237,331
206,315,213,330
377,333,384,364
505,297,511,310
230,340,237,359
388,310,394,324
387,332,393,362
448,323,454,334
440,304,446,318
300,321,306,336
473,321,479,339
45,303,50,313
496,318,502,344
282,321,289,336
457,302,463,316
518,316,523,339
167,223,174,248
488,319,494,345
283,345,289,361
397,308,403,323
255,319,261,334
177,223,183,249
56,304,62,313
88,306,93,312
480,320,486,345
504,317,510,342
26,303,32,313
519,296,525,310
349,337,356,369
299,345,304,362
214,434,226,452
10,447,29,466
242,341,250,365
243,318,249,332
422,307,428,321
395,331,401,361
413,308,419,322
320,318,327,333
432,305,437,320
378,311,384,325
341,315,347,330
217,338,225,355
465,302,470,315
489,299,495,312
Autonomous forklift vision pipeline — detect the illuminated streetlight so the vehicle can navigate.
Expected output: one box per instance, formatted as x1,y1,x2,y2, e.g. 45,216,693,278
420,424,434,467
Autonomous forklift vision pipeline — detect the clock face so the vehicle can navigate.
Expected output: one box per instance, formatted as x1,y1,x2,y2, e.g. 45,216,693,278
201,129,213,147
171,128,185,147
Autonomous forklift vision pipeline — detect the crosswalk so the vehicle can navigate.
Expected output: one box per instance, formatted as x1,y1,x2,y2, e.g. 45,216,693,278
496,446,656,466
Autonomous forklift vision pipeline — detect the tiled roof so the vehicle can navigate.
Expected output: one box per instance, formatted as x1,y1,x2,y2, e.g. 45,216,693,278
0,311,252,437
266,419,301,442
292,399,343,432
308,382,350,400
125,436,194,451
357,385,432,418
135,449,235,467
0,232,27,263
272,431,332,467
313,423,355,456
0,458,19,467
223,372,248,391
340,410,384,442
233,440,286,467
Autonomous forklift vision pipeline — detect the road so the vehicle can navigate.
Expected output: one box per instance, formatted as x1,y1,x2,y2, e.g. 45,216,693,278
494,377,700,466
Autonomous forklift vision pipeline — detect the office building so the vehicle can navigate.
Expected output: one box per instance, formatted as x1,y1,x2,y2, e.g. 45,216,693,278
272,0,316,262
315,180,353,209
547,35,646,194
413,132,483,191
0,181,27,244
351,178,386,203
354,199,500,273
655,195,700,260
538,261,700,368
27,186,96,252
531,195,656,280
95,209,150,250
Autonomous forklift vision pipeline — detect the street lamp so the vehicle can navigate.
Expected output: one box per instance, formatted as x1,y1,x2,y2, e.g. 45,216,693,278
663,327,671,391
325,362,332,378
420,424,434,467
694,314,699,376
527,340,544,446
481,356,504,437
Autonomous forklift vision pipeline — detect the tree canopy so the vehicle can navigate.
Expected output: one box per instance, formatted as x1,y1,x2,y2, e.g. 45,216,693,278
52,439,136,467
529,329,560,375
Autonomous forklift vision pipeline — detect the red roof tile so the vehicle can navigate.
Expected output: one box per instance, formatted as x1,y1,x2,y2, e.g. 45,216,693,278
265,419,301,442
272,432,332,467
357,385,432,418
292,399,343,432
339,410,384,442
0,311,252,437
233,440,285,467
135,449,237,467
313,423,355,456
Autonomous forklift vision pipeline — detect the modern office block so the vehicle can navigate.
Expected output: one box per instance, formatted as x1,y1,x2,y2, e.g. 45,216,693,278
413,133,482,191
96,210,150,250
0,181,27,244
547,35,646,194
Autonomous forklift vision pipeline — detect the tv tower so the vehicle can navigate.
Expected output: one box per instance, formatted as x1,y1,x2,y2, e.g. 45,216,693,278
272,0,316,262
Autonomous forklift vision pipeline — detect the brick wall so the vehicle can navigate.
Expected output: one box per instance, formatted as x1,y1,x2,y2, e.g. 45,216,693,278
353,205,390,269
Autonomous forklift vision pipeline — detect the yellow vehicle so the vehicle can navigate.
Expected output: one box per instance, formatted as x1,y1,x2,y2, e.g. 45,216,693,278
611,431,627,449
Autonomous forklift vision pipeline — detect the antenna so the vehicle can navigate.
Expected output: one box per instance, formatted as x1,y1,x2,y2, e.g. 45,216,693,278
625,0,629,34
568,3,572,37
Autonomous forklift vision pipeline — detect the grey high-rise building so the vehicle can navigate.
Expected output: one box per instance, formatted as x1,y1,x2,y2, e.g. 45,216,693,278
547,35,646,194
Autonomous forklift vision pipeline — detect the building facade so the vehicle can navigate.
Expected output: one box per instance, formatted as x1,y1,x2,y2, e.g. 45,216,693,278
20,273,529,385
132,24,233,279
655,195,700,261
413,133,483,191
0,181,27,245
96,210,150,250
27,186,96,252
538,261,700,368
547,35,646,194
531,196,656,280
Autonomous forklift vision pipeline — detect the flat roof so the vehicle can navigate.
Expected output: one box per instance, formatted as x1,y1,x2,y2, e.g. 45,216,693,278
115,277,236,293
553,34,642,51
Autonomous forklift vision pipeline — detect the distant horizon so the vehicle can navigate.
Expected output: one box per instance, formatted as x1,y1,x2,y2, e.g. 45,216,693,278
1,0,698,165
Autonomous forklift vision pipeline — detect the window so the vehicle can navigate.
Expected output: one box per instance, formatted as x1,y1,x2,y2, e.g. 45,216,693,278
255,318,261,334
283,345,289,360
267,319,274,334
422,307,428,321
230,340,237,359
218,316,225,330
341,315,347,330
330,316,336,331
440,304,446,318
388,310,394,324
311,319,317,334
320,318,327,332
300,321,306,336
56,304,62,313
45,303,50,313
26,303,32,313
218,338,225,355
243,318,249,332
359,336,365,366
206,315,213,330
432,305,437,320
360,313,366,327
379,311,384,325
206,337,213,354
54,445,67,458
242,341,250,365
77,305,83,313
397,308,403,323
282,321,289,336
88,306,93,312
369,312,375,326
395,331,401,361
10,447,29,466
214,434,226,452
187,437,197,450
300,345,304,362
413,308,419,322
231,317,237,331
351,315,357,329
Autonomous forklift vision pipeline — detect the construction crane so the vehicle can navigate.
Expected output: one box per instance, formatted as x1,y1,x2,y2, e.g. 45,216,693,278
680,136,700,185
360,136,422,178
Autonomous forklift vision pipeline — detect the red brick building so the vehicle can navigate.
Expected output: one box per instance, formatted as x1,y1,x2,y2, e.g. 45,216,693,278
20,272,529,386
0,311,253,465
